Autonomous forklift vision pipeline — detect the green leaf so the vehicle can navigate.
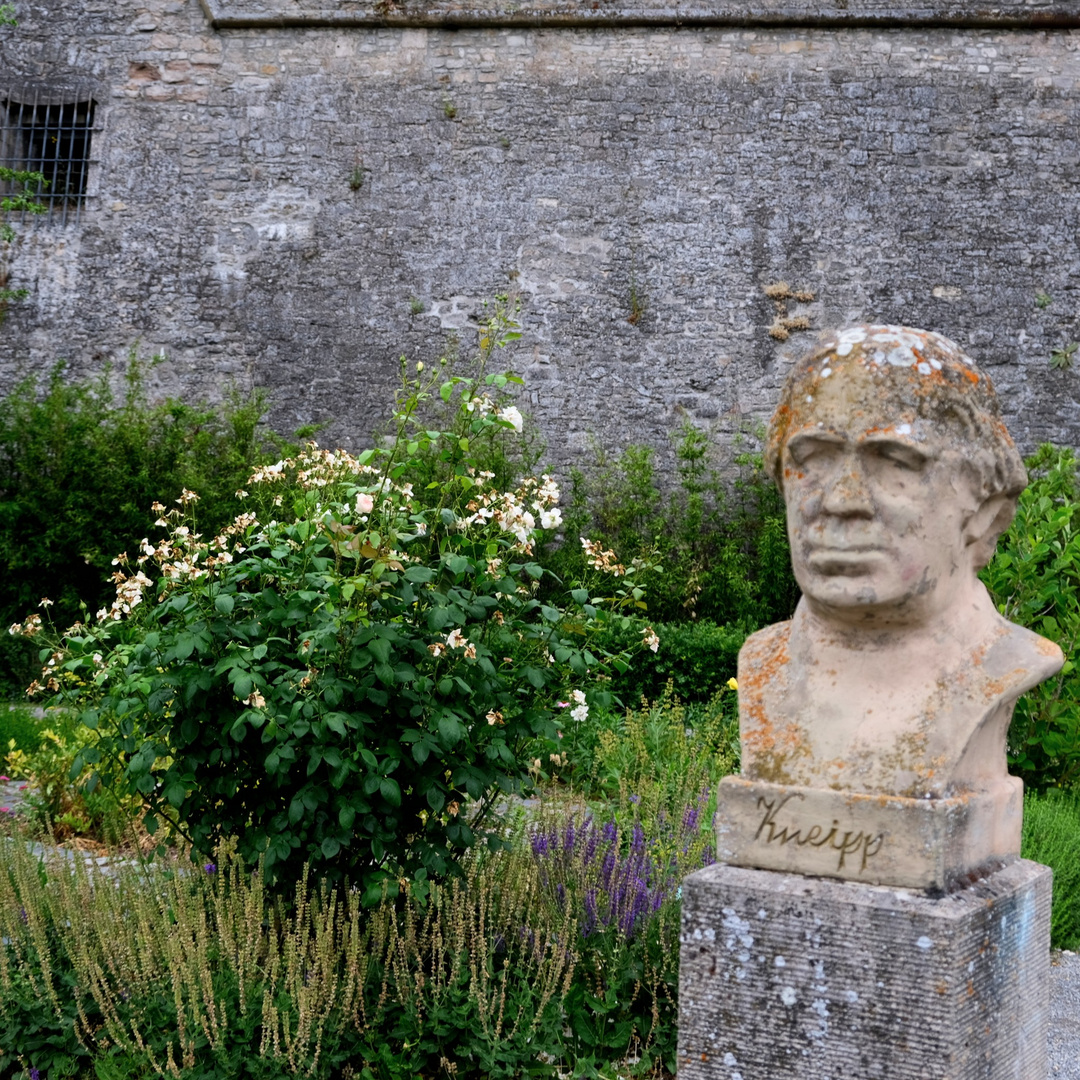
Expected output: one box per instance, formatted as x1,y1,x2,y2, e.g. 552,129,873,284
438,714,464,744
380,777,401,807
368,638,392,664
215,593,235,615
446,554,472,576
321,837,341,858
404,565,436,583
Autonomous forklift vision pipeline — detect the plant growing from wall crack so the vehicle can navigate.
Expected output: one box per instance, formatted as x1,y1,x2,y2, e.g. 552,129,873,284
763,280,815,341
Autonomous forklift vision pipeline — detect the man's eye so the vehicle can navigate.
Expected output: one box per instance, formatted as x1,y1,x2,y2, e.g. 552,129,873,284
788,442,842,468
873,446,927,471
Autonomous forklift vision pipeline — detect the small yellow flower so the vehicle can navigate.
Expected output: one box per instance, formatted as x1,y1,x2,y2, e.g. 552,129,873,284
727,677,738,691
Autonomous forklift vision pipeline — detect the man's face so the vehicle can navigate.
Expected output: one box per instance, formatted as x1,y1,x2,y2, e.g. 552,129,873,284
781,391,976,627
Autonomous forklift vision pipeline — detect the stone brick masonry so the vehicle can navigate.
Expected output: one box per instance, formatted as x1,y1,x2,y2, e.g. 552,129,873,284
1,2,1079,472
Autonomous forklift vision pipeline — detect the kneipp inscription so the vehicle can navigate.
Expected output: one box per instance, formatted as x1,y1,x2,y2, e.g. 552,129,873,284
755,793,885,873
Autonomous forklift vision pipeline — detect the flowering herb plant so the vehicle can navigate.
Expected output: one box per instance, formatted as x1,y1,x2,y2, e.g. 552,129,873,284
14,303,655,899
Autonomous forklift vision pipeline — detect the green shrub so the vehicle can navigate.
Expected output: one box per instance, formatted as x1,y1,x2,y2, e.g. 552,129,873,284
982,445,1080,789
588,617,746,706
578,684,739,801
1021,787,1080,951
0,354,295,697
26,310,656,899
542,422,799,630
1,707,134,842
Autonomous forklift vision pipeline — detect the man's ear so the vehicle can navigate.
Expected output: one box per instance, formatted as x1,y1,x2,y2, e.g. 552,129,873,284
963,493,1017,571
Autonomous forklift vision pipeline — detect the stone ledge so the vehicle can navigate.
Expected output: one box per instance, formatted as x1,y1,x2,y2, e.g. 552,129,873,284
199,0,1080,30
716,775,1023,892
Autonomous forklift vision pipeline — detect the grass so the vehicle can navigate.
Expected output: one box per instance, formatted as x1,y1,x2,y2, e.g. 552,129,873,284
0,703,47,762
1022,786,1080,951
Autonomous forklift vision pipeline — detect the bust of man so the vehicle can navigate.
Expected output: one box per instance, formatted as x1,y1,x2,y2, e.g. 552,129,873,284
738,325,1063,804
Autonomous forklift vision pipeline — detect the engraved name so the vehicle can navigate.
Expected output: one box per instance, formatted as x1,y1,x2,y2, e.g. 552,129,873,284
754,793,885,873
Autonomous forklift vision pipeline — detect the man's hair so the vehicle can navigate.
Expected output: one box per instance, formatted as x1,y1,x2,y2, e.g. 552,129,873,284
765,324,1027,507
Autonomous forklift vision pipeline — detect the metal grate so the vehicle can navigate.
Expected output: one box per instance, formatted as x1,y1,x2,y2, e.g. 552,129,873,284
0,85,97,226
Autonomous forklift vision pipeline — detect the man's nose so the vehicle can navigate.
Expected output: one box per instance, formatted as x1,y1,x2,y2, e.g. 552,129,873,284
821,458,874,517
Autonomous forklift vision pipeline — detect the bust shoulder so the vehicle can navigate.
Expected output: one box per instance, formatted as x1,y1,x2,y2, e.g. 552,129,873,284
739,620,793,669
737,620,795,706
979,614,1064,700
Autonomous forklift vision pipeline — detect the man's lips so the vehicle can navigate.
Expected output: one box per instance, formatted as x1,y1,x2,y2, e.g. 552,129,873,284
805,546,888,575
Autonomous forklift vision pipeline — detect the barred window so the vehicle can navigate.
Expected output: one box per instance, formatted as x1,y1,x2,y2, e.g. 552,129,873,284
0,83,97,225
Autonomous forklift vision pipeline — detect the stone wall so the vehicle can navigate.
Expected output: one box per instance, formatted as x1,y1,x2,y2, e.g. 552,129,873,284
2,1,1079,470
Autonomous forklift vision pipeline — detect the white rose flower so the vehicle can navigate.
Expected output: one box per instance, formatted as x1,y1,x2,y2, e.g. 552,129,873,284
496,405,523,433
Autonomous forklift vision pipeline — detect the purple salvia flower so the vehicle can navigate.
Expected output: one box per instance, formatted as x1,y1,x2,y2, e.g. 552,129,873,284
562,818,576,854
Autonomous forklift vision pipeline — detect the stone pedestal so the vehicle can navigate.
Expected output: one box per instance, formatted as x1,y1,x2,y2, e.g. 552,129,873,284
678,859,1051,1080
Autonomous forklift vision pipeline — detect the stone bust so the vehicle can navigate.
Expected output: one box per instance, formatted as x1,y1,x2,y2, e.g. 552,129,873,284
738,324,1063,803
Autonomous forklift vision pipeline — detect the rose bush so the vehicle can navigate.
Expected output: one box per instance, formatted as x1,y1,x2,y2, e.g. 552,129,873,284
18,307,655,898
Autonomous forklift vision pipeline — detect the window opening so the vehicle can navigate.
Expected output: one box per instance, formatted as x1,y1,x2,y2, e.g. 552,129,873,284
0,87,97,225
